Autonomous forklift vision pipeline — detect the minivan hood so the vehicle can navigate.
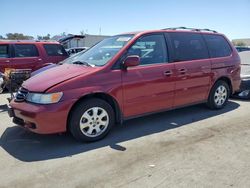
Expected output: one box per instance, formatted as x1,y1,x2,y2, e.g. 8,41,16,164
23,64,95,92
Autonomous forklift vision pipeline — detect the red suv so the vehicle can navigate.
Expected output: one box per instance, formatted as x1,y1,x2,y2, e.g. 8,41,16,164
9,28,241,142
0,40,68,73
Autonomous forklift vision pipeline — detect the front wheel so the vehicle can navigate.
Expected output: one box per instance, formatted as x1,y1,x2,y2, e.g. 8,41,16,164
207,80,230,109
69,98,115,142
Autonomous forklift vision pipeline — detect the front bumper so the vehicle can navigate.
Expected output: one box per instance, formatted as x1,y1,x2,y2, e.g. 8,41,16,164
9,99,76,134
0,76,4,93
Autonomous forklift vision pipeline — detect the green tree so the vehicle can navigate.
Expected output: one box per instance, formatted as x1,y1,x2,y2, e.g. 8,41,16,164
60,32,67,37
6,33,34,40
37,34,51,40
80,30,85,35
236,41,246,47
232,41,247,47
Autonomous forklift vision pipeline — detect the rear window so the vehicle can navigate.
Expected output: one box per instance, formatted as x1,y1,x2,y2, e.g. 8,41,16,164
0,45,9,58
168,32,209,62
43,44,68,56
14,44,39,57
203,34,232,58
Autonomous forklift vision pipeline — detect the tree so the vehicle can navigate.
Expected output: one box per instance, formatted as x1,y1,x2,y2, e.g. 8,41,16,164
6,33,34,40
37,34,51,40
236,41,246,47
232,41,247,47
60,32,67,37
0,35,4,39
80,30,85,35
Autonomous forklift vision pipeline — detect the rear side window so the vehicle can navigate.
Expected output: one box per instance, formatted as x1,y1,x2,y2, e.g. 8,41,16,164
168,32,209,62
127,34,168,65
14,44,39,57
203,34,232,58
43,44,68,56
0,45,9,58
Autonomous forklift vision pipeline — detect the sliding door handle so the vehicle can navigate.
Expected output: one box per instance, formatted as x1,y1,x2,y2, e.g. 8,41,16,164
178,68,187,74
164,70,173,76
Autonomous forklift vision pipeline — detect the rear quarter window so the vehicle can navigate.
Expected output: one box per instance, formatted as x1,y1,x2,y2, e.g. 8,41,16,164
43,44,68,56
203,34,232,58
168,32,209,62
14,44,39,57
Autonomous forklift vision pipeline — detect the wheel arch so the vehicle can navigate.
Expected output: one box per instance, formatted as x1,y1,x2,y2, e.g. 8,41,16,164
215,76,233,95
67,92,123,131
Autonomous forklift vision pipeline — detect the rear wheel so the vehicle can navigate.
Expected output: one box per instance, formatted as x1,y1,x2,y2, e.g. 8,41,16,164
69,98,115,142
207,80,230,109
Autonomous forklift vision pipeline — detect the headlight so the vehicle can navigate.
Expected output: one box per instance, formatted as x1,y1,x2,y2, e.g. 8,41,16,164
26,92,63,104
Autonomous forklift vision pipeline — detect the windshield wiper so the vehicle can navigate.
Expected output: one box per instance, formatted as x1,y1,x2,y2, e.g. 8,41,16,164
72,61,92,67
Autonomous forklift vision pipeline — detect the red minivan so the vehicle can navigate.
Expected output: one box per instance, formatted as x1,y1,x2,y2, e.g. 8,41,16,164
0,40,68,73
9,28,241,142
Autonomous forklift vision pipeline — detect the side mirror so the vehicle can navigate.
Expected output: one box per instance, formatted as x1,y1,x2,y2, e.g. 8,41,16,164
123,55,140,68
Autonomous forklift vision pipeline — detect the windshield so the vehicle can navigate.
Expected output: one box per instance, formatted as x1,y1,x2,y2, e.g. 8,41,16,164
62,34,134,66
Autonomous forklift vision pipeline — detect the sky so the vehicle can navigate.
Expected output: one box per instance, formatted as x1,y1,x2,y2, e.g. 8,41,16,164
1,0,250,40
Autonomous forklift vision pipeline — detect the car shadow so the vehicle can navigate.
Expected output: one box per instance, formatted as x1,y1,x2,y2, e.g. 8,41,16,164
0,101,240,162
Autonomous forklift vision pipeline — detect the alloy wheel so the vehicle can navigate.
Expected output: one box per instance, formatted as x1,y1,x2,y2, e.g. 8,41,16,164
214,85,228,106
79,107,109,137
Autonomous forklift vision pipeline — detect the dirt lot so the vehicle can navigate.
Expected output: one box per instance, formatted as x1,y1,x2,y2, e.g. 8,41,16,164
0,93,250,188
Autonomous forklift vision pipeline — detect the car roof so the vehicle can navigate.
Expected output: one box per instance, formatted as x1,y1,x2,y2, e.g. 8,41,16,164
0,40,60,44
120,28,223,36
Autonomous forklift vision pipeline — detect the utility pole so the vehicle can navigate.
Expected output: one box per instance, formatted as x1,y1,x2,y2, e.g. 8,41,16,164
99,27,102,35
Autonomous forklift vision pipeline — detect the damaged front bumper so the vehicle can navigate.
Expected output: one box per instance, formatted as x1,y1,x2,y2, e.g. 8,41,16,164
233,75,250,99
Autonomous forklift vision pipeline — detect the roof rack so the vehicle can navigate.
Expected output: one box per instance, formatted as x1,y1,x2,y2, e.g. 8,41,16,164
163,27,217,33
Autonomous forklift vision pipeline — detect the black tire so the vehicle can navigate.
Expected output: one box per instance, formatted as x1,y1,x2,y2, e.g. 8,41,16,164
207,80,230,109
69,98,115,142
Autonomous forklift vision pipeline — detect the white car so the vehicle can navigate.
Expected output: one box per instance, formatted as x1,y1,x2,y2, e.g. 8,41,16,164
234,51,250,99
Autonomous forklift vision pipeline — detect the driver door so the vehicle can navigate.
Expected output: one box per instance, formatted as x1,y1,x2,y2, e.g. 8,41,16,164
121,34,175,118
0,44,11,73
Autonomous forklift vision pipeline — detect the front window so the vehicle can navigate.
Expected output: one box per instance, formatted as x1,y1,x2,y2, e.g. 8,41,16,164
62,35,134,66
127,34,168,65
0,45,9,58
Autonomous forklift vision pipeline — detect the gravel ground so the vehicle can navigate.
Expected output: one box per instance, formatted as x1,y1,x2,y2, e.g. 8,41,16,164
0,93,250,188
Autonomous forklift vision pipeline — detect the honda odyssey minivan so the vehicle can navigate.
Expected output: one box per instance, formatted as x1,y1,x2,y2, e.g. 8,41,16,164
9,27,241,142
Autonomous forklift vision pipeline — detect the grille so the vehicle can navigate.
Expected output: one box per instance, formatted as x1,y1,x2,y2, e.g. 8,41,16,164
15,87,29,102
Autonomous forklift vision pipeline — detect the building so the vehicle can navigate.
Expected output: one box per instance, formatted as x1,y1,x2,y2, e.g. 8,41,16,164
232,38,250,47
